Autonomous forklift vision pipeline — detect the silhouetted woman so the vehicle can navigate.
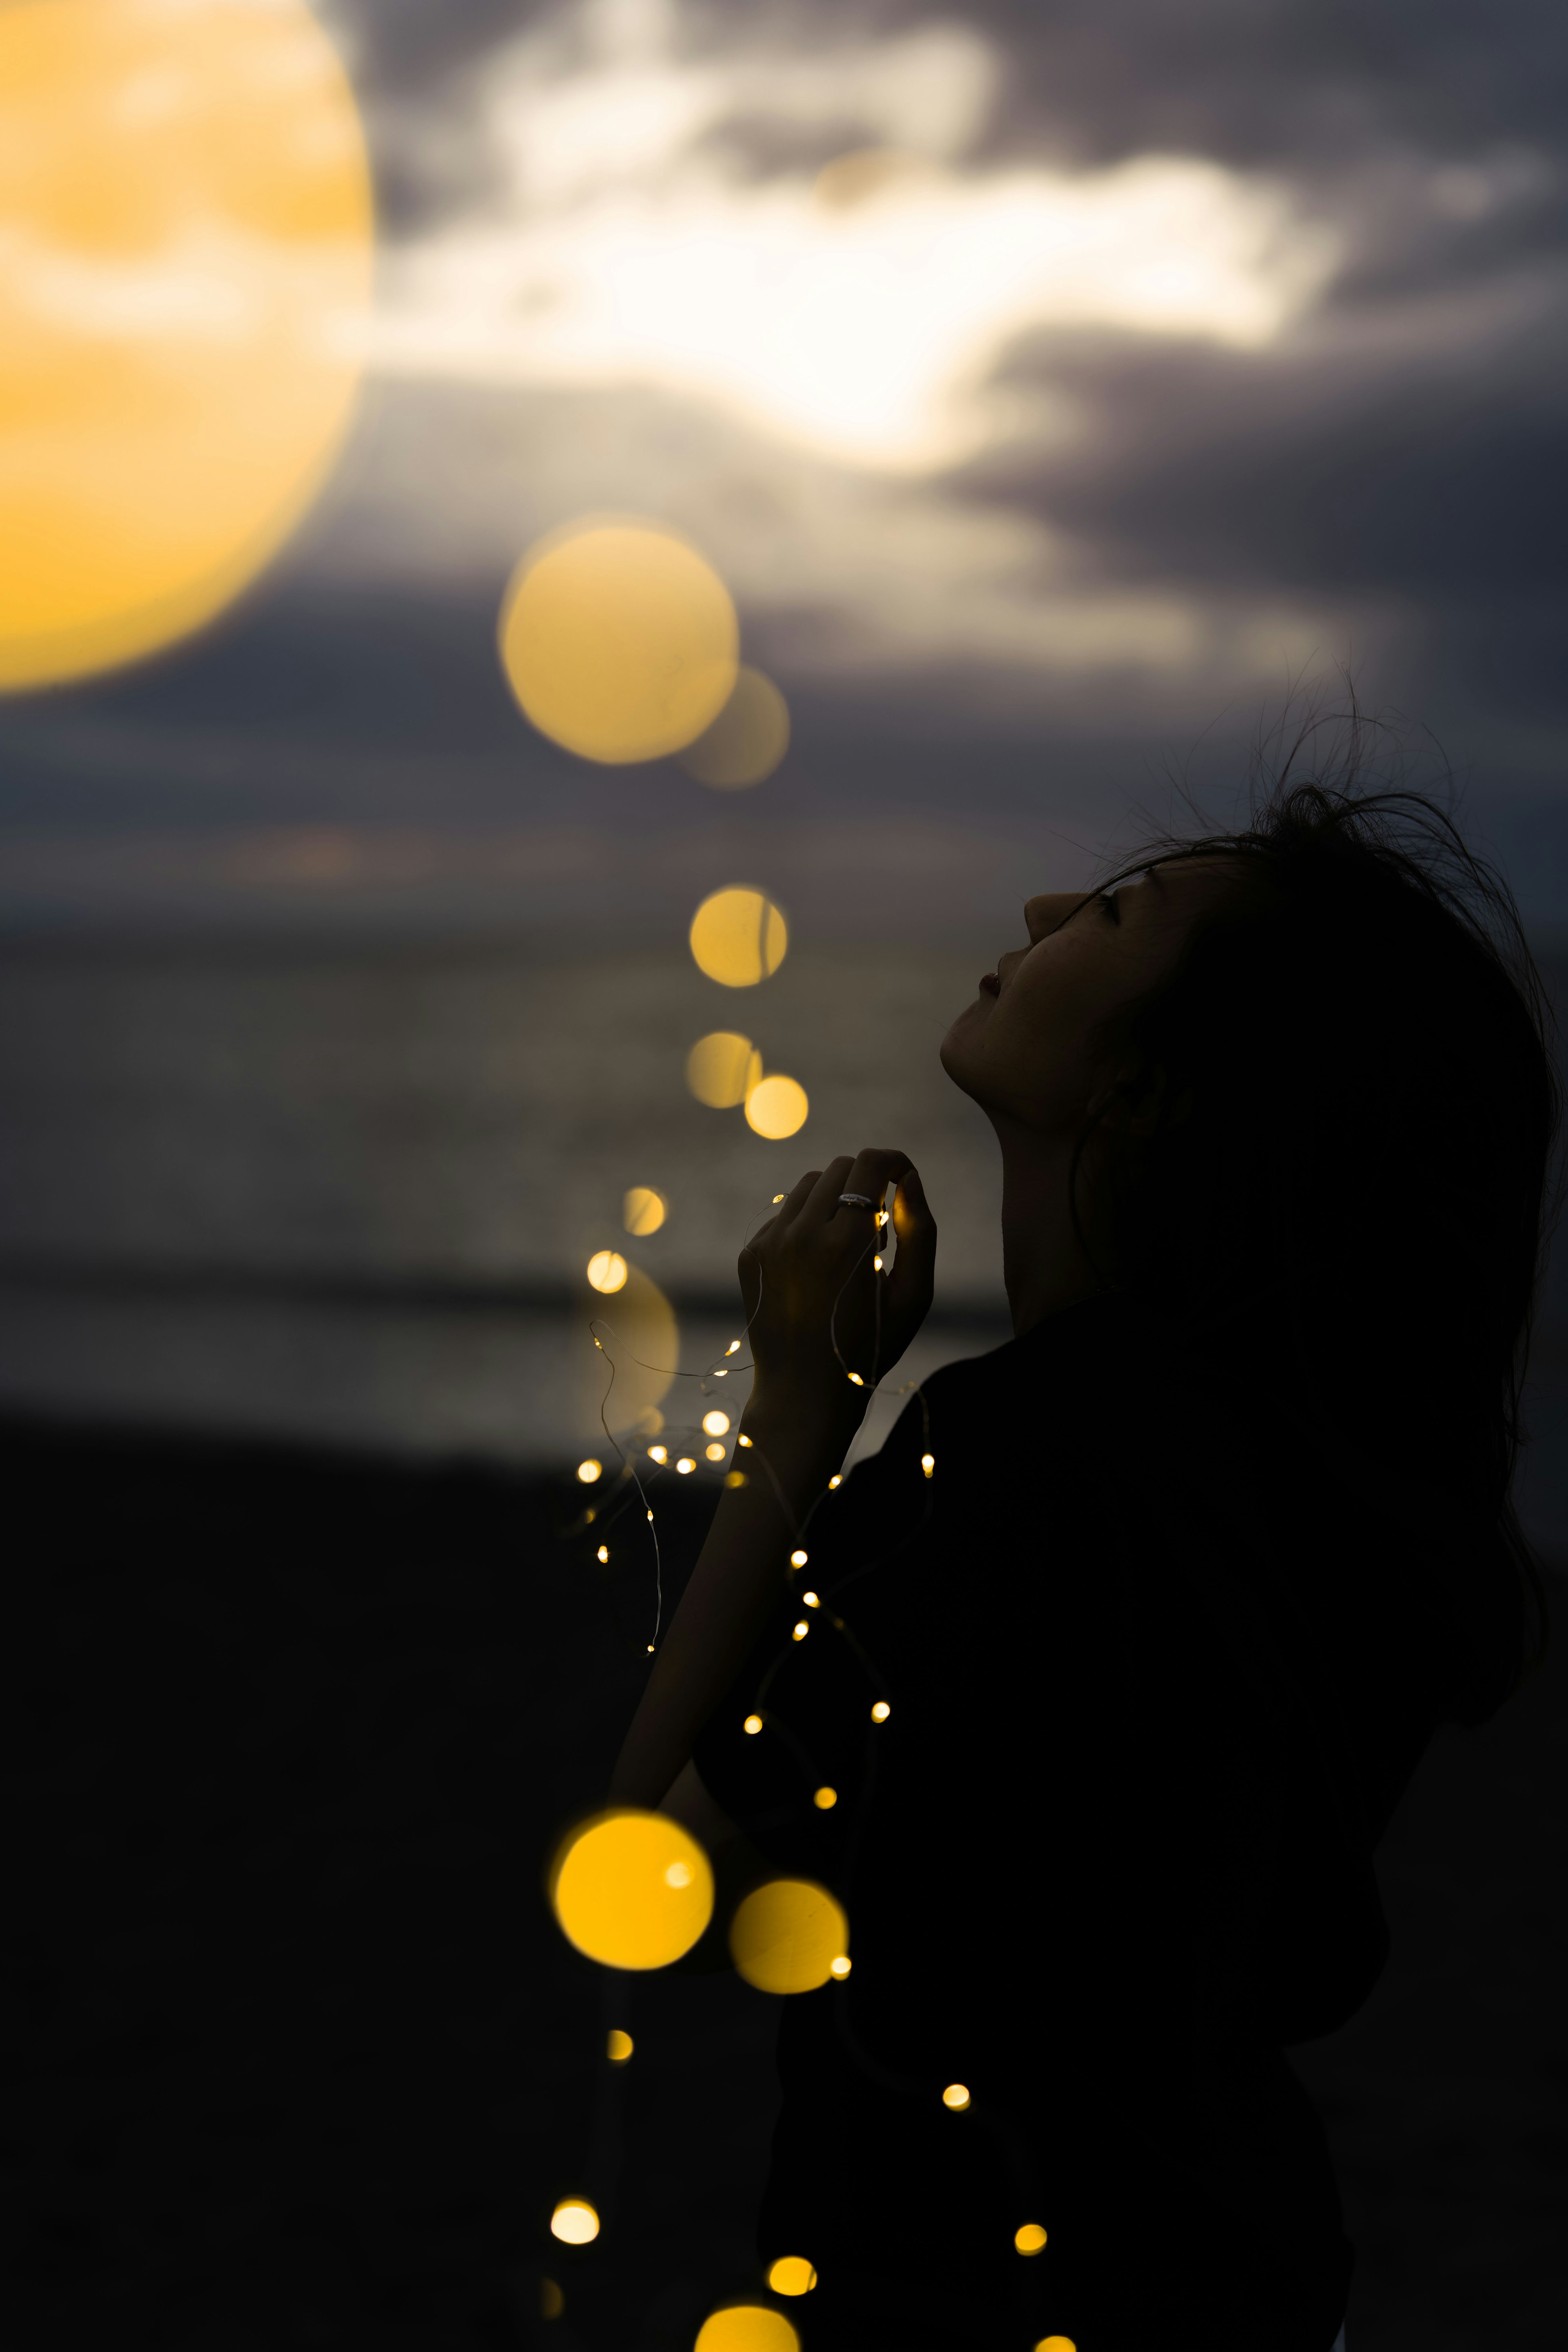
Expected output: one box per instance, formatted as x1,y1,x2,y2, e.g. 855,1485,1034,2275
611,755,1558,2352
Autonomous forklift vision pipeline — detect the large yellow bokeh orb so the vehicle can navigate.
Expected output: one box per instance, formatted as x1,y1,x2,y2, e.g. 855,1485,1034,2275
548,1808,715,1970
0,0,372,692
689,888,788,988
499,519,739,763
693,2308,800,2352
729,1877,849,1994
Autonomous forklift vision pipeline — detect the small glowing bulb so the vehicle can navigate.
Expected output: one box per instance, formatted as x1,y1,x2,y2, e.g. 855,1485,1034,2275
871,1700,891,1723
676,1457,695,1474
921,1453,935,1478
550,2198,599,2244
647,1642,655,1651
829,1954,851,1977
738,1434,753,1448
790,1549,808,1567
744,1713,763,1735
1015,2223,1048,2256
813,1786,837,1809
726,1339,742,1354
828,1474,842,1489
596,1544,609,1562
941,2084,971,2112
848,1372,864,1387
802,1591,820,1607
876,1209,888,1226
664,1861,693,1887
773,1194,786,1205
646,1509,654,1522
606,2029,634,2063
706,1442,726,1461
792,1621,809,1641
648,1444,668,1463
873,1254,883,1271
702,1410,731,1436
576,1459,602,1484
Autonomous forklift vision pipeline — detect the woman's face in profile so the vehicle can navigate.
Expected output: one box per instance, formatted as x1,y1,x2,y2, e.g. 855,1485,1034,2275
941,860,1233,1135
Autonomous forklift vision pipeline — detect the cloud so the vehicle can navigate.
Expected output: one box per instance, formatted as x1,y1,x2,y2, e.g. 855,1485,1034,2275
282,0,1401,712
359,4,1338,468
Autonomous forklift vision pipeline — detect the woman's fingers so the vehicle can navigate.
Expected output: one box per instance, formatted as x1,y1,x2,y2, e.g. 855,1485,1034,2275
887,1163,937,1310
796,1156,857,1229
800,1147,912,1231
746,1166,824,1262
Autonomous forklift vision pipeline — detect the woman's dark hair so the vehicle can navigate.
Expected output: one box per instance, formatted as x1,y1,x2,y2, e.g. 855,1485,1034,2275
1076,702,1561,1717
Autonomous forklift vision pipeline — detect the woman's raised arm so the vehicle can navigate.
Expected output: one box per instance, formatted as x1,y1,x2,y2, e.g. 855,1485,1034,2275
606,1150,935,1808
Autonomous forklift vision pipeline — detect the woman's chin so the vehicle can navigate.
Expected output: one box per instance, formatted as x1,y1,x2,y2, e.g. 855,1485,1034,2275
938,1007,986,1095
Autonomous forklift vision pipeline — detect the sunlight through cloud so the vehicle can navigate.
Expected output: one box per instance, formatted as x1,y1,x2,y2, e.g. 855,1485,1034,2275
371,6,1339,475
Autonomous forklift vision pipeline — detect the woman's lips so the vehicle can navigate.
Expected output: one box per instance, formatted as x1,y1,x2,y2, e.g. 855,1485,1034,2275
979,971,1000,997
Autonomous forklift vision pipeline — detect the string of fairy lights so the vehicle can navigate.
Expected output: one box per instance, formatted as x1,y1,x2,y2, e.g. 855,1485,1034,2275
543,1191,1078,2352
507,513,1074,2345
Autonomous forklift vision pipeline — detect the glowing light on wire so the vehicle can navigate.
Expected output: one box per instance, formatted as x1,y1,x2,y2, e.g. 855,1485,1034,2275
550,2198,599,2244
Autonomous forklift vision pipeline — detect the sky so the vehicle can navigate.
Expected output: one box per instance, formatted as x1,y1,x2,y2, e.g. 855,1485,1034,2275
2,0,1566,944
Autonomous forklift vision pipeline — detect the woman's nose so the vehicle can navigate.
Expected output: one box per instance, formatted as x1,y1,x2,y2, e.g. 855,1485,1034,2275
1023,891,1081,940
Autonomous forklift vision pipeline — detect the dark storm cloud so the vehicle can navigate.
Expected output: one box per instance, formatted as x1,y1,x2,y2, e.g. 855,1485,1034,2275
962,0,1568,174
974,301,1568,612
338,0,1568,196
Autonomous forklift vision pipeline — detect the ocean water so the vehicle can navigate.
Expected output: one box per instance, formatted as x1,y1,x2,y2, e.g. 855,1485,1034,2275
0,933,1561,1552
0,934,1010,1470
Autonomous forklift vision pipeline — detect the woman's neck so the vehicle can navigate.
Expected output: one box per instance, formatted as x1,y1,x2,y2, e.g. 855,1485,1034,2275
994,1118,1107,1336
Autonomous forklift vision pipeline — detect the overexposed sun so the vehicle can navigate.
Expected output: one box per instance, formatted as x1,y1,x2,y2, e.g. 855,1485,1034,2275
0,0,373,692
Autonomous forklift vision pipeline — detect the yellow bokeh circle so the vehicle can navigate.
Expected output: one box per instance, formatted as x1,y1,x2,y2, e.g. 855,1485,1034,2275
680,666,792,789
0,0,372,692
606,2028,634,2063
550,2198,599,2245
765,2255,817,2297
498,519,738,763
745,1077,809,1140
1034,2340,1077,2352
729,1878,849,1995
587,1251,628,1294
689,889,788,988
1015,2222,1048,2255
687,1031,762,1108
622,1187,666,1236
693,2307,800,2352
549,1809,714,1970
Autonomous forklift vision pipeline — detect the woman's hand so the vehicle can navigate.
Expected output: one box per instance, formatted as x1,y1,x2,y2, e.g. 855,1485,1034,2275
737,1149,936,1423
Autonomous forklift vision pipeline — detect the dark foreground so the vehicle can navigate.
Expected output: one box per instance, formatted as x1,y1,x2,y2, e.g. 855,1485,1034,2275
7,1418,1565,2351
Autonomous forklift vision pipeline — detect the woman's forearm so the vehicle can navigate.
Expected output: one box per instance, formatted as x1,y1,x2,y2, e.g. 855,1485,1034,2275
606,1390,862,1807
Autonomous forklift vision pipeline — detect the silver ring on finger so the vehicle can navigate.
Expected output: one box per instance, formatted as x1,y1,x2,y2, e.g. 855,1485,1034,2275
837,1192,876,1209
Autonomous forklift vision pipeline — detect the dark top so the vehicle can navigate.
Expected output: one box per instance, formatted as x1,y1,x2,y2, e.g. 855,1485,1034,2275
694,1298,1513,2352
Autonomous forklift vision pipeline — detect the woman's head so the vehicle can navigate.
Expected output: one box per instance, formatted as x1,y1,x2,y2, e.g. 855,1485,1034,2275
945,740,1560,1702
